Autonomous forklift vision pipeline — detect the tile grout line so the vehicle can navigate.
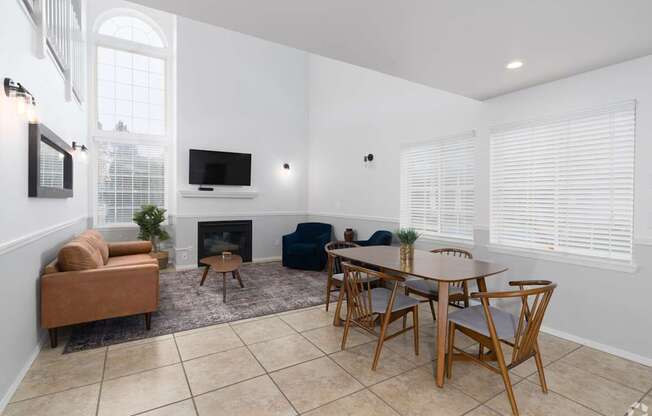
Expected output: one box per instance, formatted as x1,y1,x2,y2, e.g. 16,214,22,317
554,345,652,395
94,347,108,416
172,333,200,416
227,320,302,416
295,319,408,415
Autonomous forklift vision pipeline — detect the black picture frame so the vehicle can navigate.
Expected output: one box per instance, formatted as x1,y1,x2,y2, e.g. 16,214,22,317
28,123,74,198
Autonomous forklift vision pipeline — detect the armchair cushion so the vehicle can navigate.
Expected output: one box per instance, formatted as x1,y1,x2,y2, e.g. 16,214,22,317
287,243,317,256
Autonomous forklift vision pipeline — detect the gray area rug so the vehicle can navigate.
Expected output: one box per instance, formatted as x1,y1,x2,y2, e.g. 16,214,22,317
64,261,333,353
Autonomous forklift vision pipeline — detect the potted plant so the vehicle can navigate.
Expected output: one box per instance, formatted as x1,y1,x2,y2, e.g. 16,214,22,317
133,204,170,269
396,228,420,262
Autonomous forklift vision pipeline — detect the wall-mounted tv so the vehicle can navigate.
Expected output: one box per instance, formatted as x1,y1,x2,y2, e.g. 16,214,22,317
189,149,252,186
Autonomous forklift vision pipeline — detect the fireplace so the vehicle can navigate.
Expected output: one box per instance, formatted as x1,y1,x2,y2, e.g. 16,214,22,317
197,220,252,264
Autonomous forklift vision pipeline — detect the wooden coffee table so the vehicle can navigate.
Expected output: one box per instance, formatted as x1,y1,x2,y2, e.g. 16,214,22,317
199,255,244,302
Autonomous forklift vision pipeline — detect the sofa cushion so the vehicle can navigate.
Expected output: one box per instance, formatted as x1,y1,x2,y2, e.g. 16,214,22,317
103,254,158,268
287,243,317,256
79,230,109,264
57,239,104,271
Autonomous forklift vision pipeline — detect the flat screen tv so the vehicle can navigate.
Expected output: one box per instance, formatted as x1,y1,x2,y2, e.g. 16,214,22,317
189,149,252,186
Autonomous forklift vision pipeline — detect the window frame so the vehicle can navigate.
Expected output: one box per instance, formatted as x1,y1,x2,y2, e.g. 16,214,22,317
400,131,476,243
489,100,637,270
90,9,173,228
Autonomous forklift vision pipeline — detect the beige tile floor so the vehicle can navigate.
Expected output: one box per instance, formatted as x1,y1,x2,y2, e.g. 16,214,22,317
3,301,652,416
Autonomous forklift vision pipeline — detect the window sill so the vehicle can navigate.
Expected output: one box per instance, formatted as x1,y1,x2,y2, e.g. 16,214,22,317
487,244,638,273
419,235,475,249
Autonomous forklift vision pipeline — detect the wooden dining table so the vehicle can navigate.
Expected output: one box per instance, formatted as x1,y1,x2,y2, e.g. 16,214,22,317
330,245,508,388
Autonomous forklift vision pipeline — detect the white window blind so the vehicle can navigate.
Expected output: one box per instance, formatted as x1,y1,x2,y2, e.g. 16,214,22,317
400,131,475,241
96,140,166,225
490,100,636,262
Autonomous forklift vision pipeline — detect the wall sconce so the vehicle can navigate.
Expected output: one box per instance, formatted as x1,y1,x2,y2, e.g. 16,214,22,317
363,153,374,163
283,163,290,170
71,141,88,152
4,77,38,122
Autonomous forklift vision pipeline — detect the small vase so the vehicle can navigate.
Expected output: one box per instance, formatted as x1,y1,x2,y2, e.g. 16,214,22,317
344,228,354,242
400,243,414,261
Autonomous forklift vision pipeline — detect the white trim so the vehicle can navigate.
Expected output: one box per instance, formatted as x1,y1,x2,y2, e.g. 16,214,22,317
176,211,307,219
0,333,45,413
179,189,259,199
487,243,638,273
540,326,652,367
0,216,88,256
634,236,652,246
419,235,475,249
308,212,399,224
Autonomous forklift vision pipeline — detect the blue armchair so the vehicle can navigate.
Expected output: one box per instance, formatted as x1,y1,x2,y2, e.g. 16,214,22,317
354,230,393,246
282,223,333,270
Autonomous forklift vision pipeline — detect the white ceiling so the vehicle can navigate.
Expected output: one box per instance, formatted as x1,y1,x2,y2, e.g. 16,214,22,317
128,0,652,100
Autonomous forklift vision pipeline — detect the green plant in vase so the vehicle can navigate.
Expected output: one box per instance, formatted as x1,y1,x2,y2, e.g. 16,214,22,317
133,204,170,268
395,228,420,262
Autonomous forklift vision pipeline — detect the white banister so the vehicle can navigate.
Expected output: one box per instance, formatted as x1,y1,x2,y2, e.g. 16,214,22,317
28,0,85,103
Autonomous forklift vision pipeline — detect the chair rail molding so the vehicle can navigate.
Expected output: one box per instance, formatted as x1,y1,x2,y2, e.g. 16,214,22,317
0,216,88,256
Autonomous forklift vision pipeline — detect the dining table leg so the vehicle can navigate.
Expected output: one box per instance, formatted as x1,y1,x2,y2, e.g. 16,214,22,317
435,281,449,387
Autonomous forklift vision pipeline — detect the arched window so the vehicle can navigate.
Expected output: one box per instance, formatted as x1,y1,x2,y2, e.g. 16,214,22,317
94,13,168,136
98,16,165,48
92,11,171,226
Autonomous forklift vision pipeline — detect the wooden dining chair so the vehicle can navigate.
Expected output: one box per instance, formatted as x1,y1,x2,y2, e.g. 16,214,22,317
404,248,473,322
324,241,362,321
341,262,420,370
446,280,557,416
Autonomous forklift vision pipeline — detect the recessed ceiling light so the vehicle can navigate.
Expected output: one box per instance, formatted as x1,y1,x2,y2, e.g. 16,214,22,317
506,60,524,70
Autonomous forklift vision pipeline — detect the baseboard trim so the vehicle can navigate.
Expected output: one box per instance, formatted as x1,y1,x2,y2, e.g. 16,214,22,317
0,216,88,256
0,332,45,413
175,256,283,271
540,325,652,367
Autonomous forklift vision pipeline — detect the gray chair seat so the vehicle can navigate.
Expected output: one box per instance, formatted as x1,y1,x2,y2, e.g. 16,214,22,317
448,305,519,340
332,273,378,283
405,279,465,296
363,288,420,314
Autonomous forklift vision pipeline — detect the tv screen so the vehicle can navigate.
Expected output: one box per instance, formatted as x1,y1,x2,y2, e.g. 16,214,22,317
189,149,251,186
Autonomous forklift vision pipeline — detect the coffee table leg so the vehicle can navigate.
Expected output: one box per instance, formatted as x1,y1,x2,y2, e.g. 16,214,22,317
200,266,210,286
436,281,449,388
234,270,244,288
222,272,227,302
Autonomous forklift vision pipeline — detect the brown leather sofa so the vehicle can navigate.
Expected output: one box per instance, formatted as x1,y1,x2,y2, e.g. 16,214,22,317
41,230,159,347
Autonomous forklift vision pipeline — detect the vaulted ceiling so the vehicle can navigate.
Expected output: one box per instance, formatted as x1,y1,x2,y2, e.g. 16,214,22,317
129,0,652,100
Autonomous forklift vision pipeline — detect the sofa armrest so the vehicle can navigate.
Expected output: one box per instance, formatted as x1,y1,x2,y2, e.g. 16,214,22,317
108,240,152,257
41,263,159,328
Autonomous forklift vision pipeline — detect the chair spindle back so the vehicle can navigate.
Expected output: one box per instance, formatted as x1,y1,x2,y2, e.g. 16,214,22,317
325,241,359,275
342,262,403,331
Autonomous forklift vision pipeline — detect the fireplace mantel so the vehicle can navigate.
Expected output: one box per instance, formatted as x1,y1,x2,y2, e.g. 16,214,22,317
179,189,259,199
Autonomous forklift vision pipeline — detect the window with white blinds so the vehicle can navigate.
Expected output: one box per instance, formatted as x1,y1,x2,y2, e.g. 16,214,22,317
96,140,166,226
400,131,475,241
490,101,636,262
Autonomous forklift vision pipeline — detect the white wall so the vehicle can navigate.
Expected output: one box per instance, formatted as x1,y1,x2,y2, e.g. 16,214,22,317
0,0,88,408
307,54,484,232
174,17,309,266
479,55,652,363
307,53,652,363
